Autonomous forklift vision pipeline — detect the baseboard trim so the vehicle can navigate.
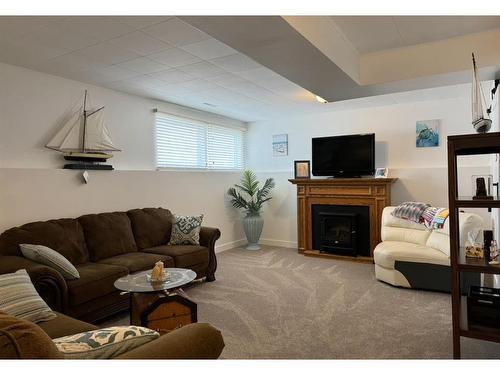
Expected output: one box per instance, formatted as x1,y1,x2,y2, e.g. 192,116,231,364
259,238,298,249
215,239,246,253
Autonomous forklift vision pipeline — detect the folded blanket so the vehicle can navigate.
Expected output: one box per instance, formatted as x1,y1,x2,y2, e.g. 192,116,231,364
392,202,430,224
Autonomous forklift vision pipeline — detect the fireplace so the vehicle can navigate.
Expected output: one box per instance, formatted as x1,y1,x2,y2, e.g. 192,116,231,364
312,205,370,257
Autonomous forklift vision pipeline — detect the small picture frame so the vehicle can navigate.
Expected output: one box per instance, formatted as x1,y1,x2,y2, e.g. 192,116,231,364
374,168,388,178
294,160,310,179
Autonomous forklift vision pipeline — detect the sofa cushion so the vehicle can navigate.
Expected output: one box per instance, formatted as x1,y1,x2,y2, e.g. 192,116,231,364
0,311,63,359
127,208,173,249
97,252,174,273
67,263,128,307
0,218,89,265
141,245,209,268
78,212,137,262
374,241,450,269
39,312,97,339
381,207,430,245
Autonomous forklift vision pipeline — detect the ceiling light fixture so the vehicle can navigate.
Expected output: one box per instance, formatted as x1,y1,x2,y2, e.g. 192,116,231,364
315,95,328,104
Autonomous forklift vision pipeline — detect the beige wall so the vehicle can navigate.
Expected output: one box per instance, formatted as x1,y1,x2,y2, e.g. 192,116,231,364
0,62,247,250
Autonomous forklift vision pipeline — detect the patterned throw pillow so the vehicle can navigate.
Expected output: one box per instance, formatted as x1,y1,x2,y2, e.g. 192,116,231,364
53,326,159,359
0,269,57,323
20,244,80,280
169,214,204,245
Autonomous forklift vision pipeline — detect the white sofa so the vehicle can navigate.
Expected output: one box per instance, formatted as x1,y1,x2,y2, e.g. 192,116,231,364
374,206,484,292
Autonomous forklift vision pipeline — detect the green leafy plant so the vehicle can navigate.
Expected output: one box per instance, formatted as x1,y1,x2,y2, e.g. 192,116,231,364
227,170,275,215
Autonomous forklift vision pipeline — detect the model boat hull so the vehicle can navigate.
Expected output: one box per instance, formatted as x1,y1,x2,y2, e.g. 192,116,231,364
63,163,114,170
63,152,113,162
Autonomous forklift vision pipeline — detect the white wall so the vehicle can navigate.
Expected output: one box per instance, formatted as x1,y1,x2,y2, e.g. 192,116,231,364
0,62,247,250
246,96,491,247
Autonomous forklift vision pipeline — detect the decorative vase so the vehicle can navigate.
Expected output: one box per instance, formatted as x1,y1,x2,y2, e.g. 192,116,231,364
243,212,264,250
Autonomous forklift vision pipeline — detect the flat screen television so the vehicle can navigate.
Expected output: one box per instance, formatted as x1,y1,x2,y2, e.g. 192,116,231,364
312,133,375,177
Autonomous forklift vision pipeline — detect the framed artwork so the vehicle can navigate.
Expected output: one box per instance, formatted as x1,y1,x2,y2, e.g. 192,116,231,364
272,134,288,156
374,168,388,178
416,120,440,147
294,160,310,179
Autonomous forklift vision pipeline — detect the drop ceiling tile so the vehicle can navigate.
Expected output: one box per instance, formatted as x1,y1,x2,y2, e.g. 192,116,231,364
75,42,141,65
108,31,171,56
93,65,141,81
142,18,210,46
148,48,202,67
56,17,137,42
177,61,226,79
115,57,168,74
209,53,261,72
0,37,70,67
234,67,286,83
113,16,173,29
180,38,237,60
24,24,101,51
205,73,248,88
147,68,195,84
36,53,103,75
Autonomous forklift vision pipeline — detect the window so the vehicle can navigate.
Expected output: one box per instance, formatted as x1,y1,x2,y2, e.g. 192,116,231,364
155,112,246,170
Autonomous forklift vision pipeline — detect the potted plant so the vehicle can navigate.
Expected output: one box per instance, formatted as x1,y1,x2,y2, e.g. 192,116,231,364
227,170,275,250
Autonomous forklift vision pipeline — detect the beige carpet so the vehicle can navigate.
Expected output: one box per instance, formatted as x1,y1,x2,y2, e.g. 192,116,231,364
102,246,500,359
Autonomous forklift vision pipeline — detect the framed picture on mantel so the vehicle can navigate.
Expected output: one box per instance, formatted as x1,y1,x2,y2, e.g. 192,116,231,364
294,160,310,179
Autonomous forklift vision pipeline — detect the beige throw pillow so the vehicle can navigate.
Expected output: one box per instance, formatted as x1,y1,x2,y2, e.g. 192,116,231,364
53,326,159,359
20,244,80,280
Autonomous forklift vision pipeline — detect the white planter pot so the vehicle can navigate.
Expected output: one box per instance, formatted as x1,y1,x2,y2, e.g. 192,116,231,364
243,213,264,250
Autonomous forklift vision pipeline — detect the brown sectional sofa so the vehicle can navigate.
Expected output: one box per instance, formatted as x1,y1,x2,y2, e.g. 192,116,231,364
0,311,225,359
0,207,220,323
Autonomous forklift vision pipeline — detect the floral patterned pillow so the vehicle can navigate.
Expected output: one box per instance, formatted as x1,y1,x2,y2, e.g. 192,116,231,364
53,326,159,359
169,214,204,245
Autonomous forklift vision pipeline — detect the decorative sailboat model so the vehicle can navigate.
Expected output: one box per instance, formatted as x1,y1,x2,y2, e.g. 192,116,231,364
471,53,492,133
46,90,120,170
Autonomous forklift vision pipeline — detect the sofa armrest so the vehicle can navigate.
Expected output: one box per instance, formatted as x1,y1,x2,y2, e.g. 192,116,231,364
199,227,221,282
115,323,224,359
0,256,68,312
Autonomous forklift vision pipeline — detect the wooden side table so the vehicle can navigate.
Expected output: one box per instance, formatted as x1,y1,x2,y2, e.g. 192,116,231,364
131,290,198,335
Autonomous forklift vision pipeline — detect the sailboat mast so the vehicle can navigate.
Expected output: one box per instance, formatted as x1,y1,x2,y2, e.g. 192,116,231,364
82,90,87,153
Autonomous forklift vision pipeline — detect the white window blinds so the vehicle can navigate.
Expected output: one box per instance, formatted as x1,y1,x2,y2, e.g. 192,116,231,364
155,112,246,170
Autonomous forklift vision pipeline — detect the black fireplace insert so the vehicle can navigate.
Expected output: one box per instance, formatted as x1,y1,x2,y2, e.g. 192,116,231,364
312,204,370,257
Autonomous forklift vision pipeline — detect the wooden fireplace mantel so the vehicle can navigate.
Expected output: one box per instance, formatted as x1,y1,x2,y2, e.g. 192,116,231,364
289,177,397,262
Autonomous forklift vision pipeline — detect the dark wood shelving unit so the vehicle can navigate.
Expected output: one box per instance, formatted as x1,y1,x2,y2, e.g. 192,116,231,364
448,132,500,358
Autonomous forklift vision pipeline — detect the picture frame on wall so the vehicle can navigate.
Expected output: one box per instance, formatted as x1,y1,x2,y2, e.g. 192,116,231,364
272,134,288,156
294,160,310,179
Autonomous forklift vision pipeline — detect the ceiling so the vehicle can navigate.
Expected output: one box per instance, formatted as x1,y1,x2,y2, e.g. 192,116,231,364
0,16,319,122
331,16,500,53
1,16,499,122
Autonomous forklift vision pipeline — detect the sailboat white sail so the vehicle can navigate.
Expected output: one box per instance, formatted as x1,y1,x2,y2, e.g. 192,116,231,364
471,53,492,133
46,91,120,155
